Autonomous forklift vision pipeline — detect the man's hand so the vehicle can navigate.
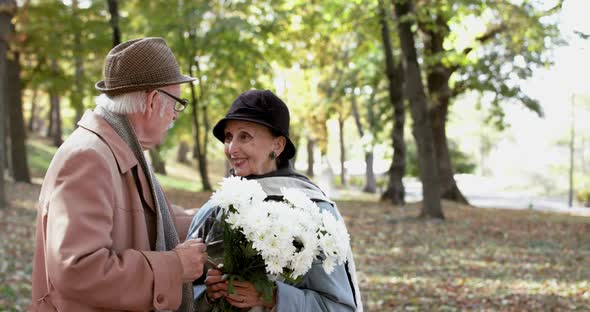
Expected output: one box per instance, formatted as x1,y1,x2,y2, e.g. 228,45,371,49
173,239,207,282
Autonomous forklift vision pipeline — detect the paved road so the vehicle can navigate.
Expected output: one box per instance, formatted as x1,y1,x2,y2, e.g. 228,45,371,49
316,170,590,217
316,169,590,216
404,175,590,217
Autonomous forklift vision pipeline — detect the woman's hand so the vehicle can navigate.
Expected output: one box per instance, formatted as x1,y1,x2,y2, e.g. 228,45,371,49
225,280,276,309
204,269,227,302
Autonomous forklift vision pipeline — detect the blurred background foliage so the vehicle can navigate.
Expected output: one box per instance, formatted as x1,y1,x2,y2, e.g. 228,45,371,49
3,0,587,214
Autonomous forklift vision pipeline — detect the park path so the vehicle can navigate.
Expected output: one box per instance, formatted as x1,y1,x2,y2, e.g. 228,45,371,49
315,166,590,217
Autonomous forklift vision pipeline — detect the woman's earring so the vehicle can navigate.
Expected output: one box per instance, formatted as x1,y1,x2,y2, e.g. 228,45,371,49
269,151,277,159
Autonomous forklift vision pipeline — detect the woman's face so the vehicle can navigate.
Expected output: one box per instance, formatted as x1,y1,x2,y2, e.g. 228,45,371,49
223,120,283,177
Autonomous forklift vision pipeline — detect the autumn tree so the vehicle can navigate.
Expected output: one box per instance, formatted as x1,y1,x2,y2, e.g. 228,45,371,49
291,0,393,191
0,0,17,208
106,0,120,47
379,0,406,203
6,24,31,183
393,0,443,219
415,0,562,203
126,0,291,190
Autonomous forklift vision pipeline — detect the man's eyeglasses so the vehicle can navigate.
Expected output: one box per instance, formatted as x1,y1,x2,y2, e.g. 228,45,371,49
156,89,189,112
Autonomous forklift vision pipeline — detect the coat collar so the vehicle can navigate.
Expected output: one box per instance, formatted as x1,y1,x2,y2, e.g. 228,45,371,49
77,109,138,174
77,109,156,212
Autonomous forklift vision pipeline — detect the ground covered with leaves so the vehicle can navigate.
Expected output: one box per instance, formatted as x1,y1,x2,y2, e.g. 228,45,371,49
1,182,589,311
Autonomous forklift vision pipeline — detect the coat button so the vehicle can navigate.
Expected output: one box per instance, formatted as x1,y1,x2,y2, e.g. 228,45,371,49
157,294,165,304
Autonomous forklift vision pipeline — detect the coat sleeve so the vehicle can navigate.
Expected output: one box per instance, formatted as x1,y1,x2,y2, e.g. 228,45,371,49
274,201,357,312
45,148,183,311
275,264,356,312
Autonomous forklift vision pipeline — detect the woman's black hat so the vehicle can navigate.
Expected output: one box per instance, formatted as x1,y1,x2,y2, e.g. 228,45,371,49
213,90,296,161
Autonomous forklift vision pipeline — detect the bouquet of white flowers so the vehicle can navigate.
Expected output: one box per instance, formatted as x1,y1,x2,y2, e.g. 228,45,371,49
206,176,351,311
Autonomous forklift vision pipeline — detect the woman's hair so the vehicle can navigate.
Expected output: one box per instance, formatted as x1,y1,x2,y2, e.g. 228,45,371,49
95,91,169,117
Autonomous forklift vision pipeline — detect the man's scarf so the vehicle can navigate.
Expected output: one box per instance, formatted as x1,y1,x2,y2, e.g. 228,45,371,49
95,106,193,312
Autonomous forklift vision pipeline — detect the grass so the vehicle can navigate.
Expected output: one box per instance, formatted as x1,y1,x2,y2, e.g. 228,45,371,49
25,137,214,192
155,172,202,192
26,139,57,177
341,200,590,311
1,138,589,311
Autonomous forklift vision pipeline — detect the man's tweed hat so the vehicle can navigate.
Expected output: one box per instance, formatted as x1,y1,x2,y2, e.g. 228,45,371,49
95,37,196,95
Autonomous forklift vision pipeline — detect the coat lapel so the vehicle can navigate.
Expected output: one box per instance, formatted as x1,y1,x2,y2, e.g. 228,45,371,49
78,110,156,212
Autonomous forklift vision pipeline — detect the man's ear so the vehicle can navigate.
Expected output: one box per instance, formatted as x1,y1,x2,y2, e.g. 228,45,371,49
145,90,158,119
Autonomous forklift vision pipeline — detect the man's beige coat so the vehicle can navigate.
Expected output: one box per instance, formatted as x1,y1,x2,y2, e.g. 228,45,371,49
30,110,194,311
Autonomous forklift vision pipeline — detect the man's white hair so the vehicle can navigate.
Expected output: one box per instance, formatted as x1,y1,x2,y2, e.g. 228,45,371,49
95,92,147,114
95,91,170,117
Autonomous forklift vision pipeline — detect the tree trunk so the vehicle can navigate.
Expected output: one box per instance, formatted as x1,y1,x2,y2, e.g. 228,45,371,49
3,119,8,171
106,0,121,47
189,64,201,162
350,90,364,138
28,88,38,132
431,104,468,203
50,94,62,147
46,93,54,138
188,61,212,191
350,87,376,193
71,0,85,126
379,0,406,204
568,94,575,207
393,0,443,219
50,58,62,147
149,145,166,175
197,61,212,190
0,0,15,208
364,85,378,194
338,115,346,187
364,151,377,193
177,140,190,164
7,52,30,183
421,14,469,204
306,136,315,177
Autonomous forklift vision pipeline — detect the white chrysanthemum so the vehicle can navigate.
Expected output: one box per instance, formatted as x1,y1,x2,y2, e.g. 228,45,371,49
296,208,322,233
273,219,292,238
322,256,336,274
318,210,350,272
252,230,277,256
281,188,321,214
290,231,320,278
210,176,266,212
225,211,241,227
211,178,351,279
265,256,283,275
241,205,271,238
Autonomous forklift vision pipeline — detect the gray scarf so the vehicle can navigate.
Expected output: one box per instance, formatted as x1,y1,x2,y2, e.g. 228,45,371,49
95,107,193,312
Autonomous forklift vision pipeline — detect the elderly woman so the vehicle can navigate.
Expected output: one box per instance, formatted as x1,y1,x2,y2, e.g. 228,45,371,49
188,90,362,311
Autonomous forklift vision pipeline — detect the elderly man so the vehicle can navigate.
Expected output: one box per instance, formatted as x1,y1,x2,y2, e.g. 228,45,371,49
30,37,206,312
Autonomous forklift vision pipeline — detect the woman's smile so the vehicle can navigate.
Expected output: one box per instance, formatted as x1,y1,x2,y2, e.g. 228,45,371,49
231,157,247,168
